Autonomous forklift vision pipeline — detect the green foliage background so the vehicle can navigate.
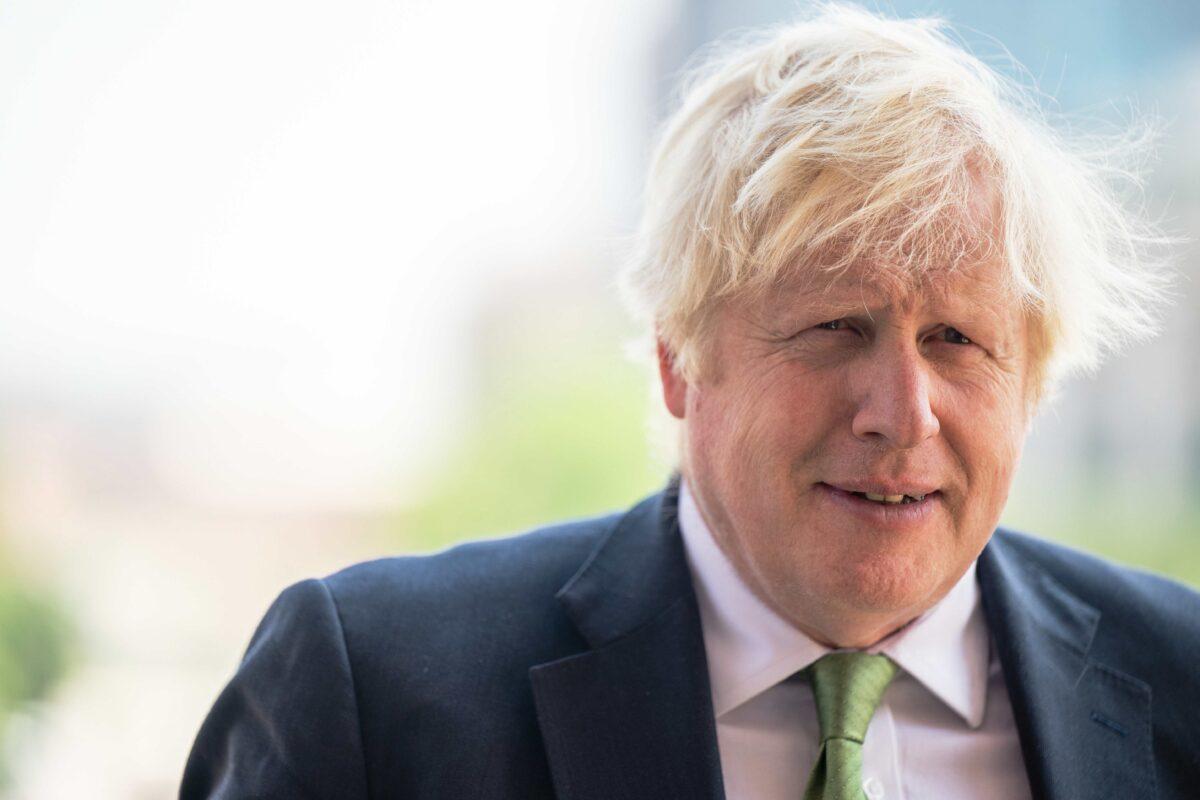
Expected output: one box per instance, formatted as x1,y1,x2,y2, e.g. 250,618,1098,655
0,559,72,785
1004,485,1200,588
0,581,70,717
396,316,667,552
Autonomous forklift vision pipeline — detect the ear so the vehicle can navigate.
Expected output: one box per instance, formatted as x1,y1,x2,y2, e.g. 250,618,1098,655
657,338,688,420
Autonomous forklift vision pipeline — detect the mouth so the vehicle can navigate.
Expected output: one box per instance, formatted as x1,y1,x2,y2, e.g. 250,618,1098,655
849,490,927,505
816,482,942,523
820,480,939,501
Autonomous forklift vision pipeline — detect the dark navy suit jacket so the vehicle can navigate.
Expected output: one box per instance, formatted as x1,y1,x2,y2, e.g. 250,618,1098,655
181,485,1200,799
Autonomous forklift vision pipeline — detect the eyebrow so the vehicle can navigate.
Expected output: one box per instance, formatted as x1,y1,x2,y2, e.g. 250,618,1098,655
765,292,895,320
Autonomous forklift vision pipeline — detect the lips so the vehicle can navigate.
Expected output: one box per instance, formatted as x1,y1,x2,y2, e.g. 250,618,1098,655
821,480,941,499
855,491,925,504
816,482,942,525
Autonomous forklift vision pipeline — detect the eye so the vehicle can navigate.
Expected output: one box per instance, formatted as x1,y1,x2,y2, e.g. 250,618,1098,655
815,319,849,331
941,327,972,345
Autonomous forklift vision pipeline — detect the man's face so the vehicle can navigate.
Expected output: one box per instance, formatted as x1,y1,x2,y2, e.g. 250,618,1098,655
663,253,1032,647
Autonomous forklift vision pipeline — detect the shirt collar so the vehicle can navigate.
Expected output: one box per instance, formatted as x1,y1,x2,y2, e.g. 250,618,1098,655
677,478,990,729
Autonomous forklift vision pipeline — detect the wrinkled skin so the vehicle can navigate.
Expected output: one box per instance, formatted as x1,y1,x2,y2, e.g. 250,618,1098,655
660,255,1032,648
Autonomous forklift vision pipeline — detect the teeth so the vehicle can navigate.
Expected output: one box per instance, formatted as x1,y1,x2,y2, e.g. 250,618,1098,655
862,492,926,504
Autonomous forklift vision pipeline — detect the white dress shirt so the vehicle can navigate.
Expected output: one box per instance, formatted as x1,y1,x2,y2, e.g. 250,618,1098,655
677,480,1031,800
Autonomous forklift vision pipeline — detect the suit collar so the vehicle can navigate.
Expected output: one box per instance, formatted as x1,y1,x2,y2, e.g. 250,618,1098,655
979,531,1157,800
529,481,725,800
554,481,695,649
530,498,1159,800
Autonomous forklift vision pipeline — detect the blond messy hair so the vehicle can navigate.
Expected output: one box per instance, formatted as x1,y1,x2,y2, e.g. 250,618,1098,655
621,3,1171,401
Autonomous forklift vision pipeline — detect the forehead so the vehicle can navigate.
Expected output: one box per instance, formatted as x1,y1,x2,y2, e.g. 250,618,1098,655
756,252,1018,320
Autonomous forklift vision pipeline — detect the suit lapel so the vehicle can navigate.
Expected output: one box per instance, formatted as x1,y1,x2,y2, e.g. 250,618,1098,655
979,533,1157,800
529,484,725,800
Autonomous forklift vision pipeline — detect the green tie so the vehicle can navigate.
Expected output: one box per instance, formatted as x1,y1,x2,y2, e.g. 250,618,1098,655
802,652,898,800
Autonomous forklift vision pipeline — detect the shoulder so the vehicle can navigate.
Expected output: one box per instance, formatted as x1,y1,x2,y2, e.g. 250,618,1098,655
320,510,621,625
304,510,629,694
183,509,632,798
991,528,1200,614
989,527,1200,655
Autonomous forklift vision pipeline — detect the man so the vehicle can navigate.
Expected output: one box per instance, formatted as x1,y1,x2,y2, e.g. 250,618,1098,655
182,5,1199,799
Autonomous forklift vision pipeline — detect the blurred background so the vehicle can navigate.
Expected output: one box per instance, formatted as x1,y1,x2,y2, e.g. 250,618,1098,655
0,0,1196,796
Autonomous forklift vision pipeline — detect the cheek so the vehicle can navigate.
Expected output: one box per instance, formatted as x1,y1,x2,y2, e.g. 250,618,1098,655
990,433,1025,504
686,371,824,494
948,390,1028,514
687,388,768,478
712,375,829,465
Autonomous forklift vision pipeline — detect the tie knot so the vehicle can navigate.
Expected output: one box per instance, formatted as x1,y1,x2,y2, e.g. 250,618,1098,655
806,652,898,744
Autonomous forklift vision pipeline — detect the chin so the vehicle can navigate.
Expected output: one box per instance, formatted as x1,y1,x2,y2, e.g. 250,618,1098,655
824,549,940,617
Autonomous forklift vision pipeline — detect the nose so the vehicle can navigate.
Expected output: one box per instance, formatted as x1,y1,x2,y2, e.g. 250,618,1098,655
850,342,940,449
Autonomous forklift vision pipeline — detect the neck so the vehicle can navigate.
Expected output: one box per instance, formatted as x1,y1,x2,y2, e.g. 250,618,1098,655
789,612,922,650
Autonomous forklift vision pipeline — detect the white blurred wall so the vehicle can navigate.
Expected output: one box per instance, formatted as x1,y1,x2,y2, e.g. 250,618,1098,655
0,0,672,512
0,1,674,796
